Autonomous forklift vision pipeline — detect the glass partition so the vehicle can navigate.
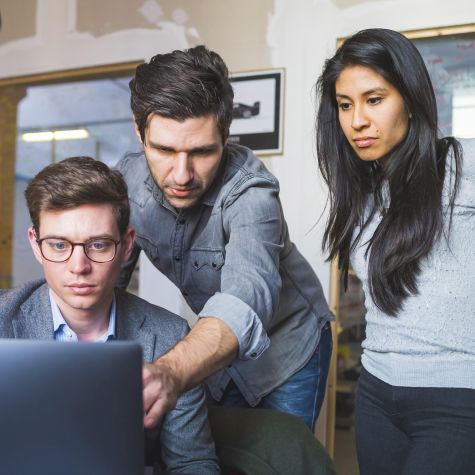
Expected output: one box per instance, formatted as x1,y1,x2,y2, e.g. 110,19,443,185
411,31,475,138
11,75,139,287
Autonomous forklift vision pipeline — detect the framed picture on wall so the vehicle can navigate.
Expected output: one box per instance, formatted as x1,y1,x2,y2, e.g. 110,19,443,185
228,68,284,155
405,24,475,138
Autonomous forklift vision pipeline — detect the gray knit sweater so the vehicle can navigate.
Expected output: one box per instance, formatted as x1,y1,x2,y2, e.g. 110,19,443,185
351,138,475,389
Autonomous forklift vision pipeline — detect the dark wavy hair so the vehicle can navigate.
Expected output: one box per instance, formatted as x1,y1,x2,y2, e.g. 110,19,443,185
130,45,234,144
316,28,462,316
25,156,130,237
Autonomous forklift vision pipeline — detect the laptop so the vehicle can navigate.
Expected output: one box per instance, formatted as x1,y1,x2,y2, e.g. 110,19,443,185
0,339,144,475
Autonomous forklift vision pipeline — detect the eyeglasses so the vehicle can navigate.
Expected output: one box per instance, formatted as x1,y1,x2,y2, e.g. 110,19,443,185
36,237,121,263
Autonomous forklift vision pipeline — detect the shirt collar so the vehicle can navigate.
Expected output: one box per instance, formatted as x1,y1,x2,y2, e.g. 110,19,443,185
49,289,116,342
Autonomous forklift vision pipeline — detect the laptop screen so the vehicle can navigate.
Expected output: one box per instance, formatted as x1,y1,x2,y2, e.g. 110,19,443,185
0,339,144,475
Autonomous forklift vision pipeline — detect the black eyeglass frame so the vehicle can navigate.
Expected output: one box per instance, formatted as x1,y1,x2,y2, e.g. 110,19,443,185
36,237,121,263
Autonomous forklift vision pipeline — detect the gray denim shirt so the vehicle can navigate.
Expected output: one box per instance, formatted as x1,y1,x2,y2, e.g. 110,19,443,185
117,143,333,405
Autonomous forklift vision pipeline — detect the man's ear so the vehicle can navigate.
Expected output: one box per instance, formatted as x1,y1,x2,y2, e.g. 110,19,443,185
121,227,136,262
133,120,143,144
27,227,44,265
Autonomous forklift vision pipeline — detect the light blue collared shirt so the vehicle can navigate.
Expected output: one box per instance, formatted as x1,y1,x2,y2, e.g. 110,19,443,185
49,290,116,342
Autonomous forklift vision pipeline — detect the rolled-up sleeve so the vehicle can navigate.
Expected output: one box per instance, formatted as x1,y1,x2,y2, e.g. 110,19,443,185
200,292,270,360
199,180,284,360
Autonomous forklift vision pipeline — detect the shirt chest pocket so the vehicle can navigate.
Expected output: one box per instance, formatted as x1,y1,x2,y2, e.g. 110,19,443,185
189,249,225,296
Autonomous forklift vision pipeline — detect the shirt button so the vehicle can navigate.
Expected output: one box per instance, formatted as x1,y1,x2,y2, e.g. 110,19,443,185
250,352,257,358
174,256,181,261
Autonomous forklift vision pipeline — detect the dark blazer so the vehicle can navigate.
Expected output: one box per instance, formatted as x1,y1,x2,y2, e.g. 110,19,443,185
0,279,220,474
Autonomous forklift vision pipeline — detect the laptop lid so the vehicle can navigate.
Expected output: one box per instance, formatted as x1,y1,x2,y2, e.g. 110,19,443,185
0,339,144,475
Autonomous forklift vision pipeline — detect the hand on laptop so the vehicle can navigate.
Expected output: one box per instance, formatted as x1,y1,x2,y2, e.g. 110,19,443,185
142,362,182,428
142,317,239,428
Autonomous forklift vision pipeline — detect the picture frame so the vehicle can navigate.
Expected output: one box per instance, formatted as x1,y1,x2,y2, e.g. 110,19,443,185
228,68,284,156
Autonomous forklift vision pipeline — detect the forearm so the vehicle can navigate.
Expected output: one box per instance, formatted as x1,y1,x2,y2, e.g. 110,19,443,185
142,311,239,428
155,316,239,392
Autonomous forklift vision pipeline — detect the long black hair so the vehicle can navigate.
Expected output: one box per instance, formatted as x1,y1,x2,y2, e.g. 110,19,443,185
316,28,462,316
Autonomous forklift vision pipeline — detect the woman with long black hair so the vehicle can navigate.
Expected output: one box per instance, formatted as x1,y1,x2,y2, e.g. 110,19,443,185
316,28,474,475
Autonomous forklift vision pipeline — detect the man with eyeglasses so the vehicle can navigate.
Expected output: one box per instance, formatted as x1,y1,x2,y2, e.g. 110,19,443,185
0,156,220,474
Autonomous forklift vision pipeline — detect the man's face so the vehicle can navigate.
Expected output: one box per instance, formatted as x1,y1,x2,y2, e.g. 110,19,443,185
136,114,224,209
28,204,135,321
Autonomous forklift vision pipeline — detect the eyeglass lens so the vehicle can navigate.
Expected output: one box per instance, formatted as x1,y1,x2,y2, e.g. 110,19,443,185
40,238,117,263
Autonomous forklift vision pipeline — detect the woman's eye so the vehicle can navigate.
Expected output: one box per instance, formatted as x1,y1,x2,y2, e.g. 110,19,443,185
368,97,382,105
338,102,351,111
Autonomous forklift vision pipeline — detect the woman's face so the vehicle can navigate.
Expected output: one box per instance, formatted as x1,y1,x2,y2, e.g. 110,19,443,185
335,65,410,162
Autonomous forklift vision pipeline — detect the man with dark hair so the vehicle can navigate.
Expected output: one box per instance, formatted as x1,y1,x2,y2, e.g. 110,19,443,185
118,45,333,431
0,156,220,474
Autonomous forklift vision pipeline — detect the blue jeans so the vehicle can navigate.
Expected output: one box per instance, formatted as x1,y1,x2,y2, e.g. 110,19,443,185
355,367,475,475
216,322,332,431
